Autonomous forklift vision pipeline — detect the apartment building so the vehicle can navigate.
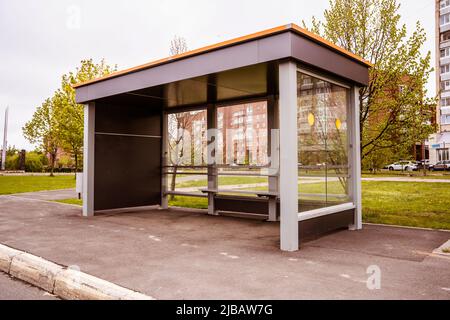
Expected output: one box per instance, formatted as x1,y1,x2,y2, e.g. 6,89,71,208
429,0,450,164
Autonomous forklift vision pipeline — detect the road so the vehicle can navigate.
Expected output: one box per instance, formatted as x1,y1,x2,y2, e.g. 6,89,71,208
0,272,58,300
1,194,450,299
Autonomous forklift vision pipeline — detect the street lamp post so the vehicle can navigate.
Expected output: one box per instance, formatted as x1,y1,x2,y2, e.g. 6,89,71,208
1,107,8,171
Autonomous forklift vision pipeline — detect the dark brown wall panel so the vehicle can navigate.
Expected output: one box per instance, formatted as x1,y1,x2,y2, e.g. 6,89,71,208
214,196,270,215
299,210,354,242
94,134,161,211
94,101,162,211
95,102,161,136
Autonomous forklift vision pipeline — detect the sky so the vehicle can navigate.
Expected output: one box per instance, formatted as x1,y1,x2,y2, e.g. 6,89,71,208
0,0,437,150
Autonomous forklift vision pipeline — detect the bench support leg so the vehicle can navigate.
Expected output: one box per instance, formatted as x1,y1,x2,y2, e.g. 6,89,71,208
268,198,278,222
208,193,218,216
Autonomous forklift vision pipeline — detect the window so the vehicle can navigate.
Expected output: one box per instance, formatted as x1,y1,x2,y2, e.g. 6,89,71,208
441,48,450,58
442,31,450,42
442,106,450,115
441,97,450,107
441,114,450,124
438,149,449,161
441,13,450,25
441,64,450,74
216,101,269,194
216,102,268,166
441,0,450,9
297,72,351,213
165,109,208,195
441,80,450,91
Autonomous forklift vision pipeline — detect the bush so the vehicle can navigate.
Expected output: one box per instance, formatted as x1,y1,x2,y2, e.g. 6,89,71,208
5,154,19,170
57,154,74,169
44,167,73,173
25,152,44,172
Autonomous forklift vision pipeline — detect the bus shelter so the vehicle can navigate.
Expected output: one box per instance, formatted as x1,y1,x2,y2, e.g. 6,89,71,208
74,24,371,251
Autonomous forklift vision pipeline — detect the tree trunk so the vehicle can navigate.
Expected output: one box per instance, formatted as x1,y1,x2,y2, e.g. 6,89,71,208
359,93,365,161
421,141,427,177
49,152,56,177
74,152,78,173
170,166,178,201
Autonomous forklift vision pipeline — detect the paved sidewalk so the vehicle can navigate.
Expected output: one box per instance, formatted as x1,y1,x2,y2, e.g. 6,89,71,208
0,194,449,300
362,177,450,183
9,189,77,201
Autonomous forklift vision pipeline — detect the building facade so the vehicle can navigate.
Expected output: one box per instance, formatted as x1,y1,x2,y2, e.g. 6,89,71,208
431,0,450,163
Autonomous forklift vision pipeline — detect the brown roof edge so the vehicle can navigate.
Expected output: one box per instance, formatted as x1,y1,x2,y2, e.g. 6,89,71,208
73,23,372,89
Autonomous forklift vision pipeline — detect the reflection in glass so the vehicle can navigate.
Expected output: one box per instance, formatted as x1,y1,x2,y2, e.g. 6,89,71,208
216,101,269,195
297,73,350,212
166,110,207,196
216,102,268,166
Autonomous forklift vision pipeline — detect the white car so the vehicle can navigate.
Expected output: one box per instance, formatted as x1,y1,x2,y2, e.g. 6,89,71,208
387,161,418,172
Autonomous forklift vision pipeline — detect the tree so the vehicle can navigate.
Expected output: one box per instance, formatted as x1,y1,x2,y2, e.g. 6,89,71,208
167,36,189,198
53,59,116,172
23,99,60,176
303,0,437,168
23,59,116,175
170,35,188,56
167,111,207,199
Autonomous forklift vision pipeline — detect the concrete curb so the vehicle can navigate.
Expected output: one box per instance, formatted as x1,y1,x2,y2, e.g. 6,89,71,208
364,222,450,233
54,269,152,300
0,245,21,273
0,244,154,300
10,252,63,292
433,240,450,256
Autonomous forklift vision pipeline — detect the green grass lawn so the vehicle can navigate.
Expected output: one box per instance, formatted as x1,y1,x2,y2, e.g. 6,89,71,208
361,181,450,230
362,172,450,179
176,176,267,188
0,175,76,195
168,196,208,209
167,181,450,230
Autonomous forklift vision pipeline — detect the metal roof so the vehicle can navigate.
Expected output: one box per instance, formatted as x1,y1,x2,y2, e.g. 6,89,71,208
73,23,372,89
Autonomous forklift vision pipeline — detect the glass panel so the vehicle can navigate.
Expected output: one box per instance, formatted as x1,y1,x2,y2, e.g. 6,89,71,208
216,101,269,195
327,84,350,204
165,76,208,108
166,110,207,195
297,72,351,213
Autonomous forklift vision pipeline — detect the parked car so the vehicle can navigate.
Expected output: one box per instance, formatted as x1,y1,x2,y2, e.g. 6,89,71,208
386,161,418,171
431,160,450,171
416,160,431,170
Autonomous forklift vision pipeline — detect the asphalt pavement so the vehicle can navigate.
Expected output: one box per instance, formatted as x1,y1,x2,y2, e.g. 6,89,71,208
0,272,58,300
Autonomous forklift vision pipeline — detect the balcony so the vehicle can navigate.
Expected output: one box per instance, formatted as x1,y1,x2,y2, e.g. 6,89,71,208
441,106,450,115
441,4,450,15
441,23,450,33
440,39,450,49
441,56,450,66
441,72,450,81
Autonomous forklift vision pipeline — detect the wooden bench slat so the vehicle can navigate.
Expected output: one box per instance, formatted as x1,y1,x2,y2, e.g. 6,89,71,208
199,188,278,197
164,191,208,198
